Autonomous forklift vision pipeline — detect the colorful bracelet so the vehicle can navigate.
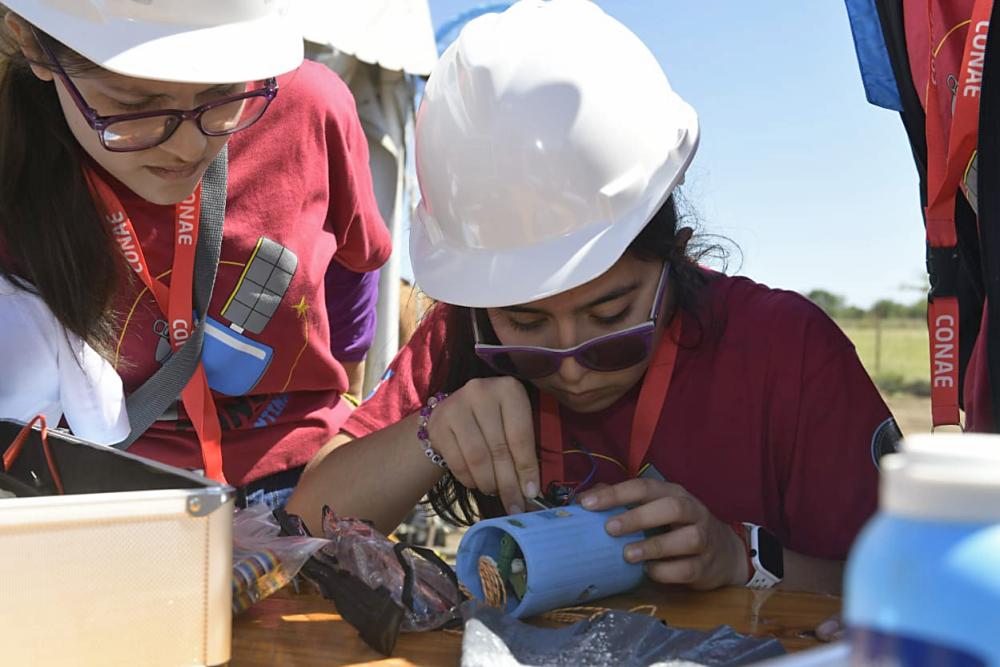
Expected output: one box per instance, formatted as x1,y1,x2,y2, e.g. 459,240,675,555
417,392,449,469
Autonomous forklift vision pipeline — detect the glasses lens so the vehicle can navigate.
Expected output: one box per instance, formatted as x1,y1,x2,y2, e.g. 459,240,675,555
482,350,559,379
201,94,270,135
579,332,652,372
103,115,181,151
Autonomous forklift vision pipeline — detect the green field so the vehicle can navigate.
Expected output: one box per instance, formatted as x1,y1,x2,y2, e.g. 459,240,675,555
836,318,930,395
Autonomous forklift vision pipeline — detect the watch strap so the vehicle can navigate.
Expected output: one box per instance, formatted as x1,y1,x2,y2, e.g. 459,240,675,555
742,522,782,589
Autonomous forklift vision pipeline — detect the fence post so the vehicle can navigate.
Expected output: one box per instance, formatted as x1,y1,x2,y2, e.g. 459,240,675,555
874,312,883,376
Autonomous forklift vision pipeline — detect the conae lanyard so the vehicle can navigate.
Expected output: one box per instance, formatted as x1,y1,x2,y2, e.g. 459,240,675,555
85,169,226,483
539,316,682,487
924,0,993,428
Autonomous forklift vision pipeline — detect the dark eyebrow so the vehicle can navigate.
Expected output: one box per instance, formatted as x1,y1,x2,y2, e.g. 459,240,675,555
103,83,169,101
103,82,235,101
500,282,641,315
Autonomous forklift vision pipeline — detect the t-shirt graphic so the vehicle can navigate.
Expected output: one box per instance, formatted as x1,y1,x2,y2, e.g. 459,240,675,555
153,237,297,396
96,60,392,485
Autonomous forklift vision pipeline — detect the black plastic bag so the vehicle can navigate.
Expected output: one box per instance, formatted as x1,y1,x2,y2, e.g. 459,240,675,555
274,507,462,656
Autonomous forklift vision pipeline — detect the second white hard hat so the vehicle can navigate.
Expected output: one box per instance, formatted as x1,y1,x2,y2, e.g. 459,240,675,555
5,0,303,83
411,0,699,308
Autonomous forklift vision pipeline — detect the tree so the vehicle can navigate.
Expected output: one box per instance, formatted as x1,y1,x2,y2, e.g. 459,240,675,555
806,289,846,318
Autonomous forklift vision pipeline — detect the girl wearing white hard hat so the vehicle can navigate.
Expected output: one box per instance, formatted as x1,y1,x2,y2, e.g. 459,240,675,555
0,1,390,499
290,0,895,593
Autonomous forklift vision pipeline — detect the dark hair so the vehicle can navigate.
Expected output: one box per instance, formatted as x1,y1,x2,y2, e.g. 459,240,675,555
0,11,123,360
422,194,722,525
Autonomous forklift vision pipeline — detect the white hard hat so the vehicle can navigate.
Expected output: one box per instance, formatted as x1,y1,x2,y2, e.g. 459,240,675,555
5,0,303,83
411,0,699,308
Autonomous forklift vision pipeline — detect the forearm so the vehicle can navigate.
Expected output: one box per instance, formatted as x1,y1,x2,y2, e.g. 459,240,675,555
286,412,446,536
341,360,365,402
776,550,844,596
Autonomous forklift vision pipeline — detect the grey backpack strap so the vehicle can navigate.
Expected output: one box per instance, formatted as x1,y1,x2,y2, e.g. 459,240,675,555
114,148,228,450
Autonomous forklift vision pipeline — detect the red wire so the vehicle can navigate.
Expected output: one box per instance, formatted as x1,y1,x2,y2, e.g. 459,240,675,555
3,415,65,494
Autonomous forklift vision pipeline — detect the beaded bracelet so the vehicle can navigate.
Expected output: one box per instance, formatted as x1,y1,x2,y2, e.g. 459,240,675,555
416,392,449,469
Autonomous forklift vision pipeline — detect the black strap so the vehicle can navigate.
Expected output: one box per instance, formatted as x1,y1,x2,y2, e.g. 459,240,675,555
874,0,985,407
978,6,1000,428
114,148,227,449
392,542,463,618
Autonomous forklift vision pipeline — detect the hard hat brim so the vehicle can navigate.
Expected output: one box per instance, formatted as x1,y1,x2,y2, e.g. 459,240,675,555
411,127,698,308
14,3,304,83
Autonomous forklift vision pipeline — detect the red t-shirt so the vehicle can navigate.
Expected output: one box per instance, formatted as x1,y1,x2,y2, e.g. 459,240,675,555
963,309,992,431
345,275,892,559
107,61,391,484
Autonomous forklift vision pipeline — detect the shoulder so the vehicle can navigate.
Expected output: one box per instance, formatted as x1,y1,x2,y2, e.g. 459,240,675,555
273,60,360,129
0,276,59,349
714,275,842,331
709,275,853,360
401,302,452,359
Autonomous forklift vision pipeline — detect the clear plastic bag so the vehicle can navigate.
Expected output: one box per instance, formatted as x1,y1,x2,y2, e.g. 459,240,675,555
316,510,461,632
231,503,328,614
460,602,787,667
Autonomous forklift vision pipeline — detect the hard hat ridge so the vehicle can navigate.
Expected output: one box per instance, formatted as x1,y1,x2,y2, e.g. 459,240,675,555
411,0,699,308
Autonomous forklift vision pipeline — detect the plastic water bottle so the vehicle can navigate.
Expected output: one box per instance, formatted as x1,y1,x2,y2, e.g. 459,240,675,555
845,434,1000,665
456,504,643,618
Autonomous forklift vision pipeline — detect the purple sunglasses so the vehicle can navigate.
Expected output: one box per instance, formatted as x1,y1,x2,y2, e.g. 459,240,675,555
473,262,671,379
34,29,277,153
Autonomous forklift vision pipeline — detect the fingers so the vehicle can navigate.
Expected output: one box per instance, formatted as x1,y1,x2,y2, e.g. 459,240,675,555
644,557,705,586
429,408,479,491
447,407,498,497
431,377,537,515
616,511,743,590
579,478,686,512
472,398,525,515
496,379,539,499
603,493,700,537
621,523,707,563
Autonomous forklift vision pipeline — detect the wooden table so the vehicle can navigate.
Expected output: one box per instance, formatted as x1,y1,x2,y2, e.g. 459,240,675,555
232,586,840,666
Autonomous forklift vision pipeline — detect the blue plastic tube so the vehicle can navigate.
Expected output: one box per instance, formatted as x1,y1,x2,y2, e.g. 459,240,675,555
456,504,644,618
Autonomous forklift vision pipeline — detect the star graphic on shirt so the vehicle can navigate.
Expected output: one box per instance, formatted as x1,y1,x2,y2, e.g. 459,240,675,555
292,296,310,318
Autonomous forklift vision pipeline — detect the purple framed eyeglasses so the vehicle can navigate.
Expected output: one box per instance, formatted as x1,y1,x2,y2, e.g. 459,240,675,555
473,262,671,379
34,29,277,153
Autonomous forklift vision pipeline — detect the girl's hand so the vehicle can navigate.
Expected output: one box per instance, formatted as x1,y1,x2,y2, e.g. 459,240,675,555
424,377,540,515
578,479,748,590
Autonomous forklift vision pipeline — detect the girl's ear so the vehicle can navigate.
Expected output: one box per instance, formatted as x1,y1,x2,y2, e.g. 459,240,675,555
4,13,56,82
675,226,694,255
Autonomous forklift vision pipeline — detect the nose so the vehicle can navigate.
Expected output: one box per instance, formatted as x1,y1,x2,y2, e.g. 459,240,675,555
555,355,588,384
159,118,209,163
553,318,587,384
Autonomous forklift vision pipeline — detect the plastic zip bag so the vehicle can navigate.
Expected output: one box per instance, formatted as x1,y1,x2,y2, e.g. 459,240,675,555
231,503,328,614
460,602,786,667
274,506,462,655
317,509,461,632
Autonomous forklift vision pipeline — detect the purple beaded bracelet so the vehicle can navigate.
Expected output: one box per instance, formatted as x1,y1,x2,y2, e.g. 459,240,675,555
417,392,449,469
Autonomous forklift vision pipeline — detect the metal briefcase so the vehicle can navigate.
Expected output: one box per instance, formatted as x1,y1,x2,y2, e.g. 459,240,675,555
0,419,233,666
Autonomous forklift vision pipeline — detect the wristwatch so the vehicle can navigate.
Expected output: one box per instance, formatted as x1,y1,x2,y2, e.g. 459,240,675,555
742,522,784,589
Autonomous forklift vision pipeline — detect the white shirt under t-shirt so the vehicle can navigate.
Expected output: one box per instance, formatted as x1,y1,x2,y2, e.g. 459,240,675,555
0,275,129,445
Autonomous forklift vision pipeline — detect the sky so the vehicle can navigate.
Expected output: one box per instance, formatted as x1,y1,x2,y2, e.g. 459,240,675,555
420,1,927,308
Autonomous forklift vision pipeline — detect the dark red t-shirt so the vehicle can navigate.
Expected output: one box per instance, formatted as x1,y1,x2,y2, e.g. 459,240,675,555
963,309,992,431
344,275,892,559
107,61,391,484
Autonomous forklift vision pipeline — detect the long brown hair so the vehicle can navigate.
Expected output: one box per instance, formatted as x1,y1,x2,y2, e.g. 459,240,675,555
422,195,726,526
0,10,122,359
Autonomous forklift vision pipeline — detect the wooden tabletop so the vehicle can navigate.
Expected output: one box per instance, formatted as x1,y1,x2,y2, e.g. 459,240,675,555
231,585,840,666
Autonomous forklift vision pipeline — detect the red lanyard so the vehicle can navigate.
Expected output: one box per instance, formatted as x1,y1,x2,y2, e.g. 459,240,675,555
924,0,993,428
85,169,227,483
539,316,682,486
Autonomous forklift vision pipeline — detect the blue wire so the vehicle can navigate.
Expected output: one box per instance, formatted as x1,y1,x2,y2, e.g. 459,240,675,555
567,440,599,503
